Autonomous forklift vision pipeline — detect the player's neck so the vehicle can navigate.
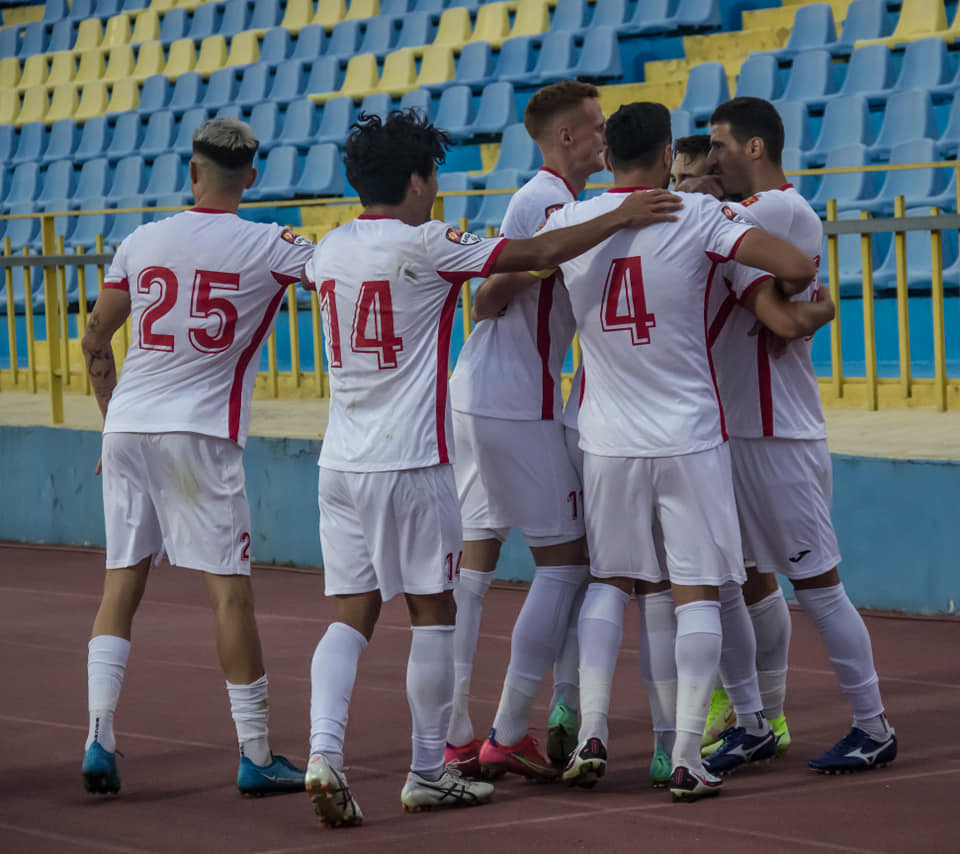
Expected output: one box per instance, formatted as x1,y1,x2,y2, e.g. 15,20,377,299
362,203,425,226
540,155,589,197
192,190,241,213
612,168,663,191
747,163,789,195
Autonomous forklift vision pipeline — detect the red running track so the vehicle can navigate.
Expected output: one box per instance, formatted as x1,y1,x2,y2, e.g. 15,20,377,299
0,543,957,853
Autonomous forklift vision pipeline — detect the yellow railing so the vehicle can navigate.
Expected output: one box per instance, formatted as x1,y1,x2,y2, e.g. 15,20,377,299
3,161,960,423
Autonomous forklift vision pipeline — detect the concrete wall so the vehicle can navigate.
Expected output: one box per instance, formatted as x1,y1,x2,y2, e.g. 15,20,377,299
1,426,956,615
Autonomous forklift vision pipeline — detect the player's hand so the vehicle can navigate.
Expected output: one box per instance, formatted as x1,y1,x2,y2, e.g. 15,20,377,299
617,189,683,227
95,457,102,476
675,175,725,198
748,320,789,359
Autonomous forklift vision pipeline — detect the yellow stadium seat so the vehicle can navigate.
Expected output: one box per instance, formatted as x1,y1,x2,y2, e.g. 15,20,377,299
509,0,550,39
165,37,198,79
226,31,260,67
46,52,78,87
313,0,347,31
130,9,160,44
856,0,948,47
281,0,312,34
105,79,139,114
102,45,136,83
0,56,20,91
433,7,471,48
0,89,20,125
337,52,379,99
416,45,455,88
194,35,228,77
15,86,49,126
150,0,176,12
176,0,207,9
471,2,511,49
781,0,855,18
345,0,379,21
102,13,132,48
132,40,165,81
932,3,960,37
17,54,49,90
684,28,787,63
75,81,111,121
377,47,416,96
742,5,802,31
74,50,106,84
47,83,81,123
73,18,104,53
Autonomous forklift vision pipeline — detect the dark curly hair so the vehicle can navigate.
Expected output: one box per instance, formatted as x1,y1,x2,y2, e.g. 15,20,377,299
604,102,672,172
343,109,451,207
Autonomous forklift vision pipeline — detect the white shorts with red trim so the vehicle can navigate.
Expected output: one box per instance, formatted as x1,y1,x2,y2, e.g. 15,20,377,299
584,445,744,586
452,411,585,546
564,424,584,482
729,436,841,579
102,432,252,575
318,463,463,600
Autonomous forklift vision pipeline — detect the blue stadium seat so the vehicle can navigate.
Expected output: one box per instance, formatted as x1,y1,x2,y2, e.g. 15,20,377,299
0,126,15,165
435,85,474,140
151,193,193,221
250,0,282,34
44,0,69,22
47,19,77,53
592,0,629,29
529,31,576,85
11,123,48,166
778,101,812,152
494,37,535,84
94,0,121,18
623,0,676,35
68,0,94,20
0,27,18,59
140,111,176,160
169,72,204,113
249,102,280,150
291,24,327,61
73,118,109,164
871,206,958,290
775,49,836,107
216,105,243,120
247,145,298,201
809,143,876,213
173,108,209,156
452,41,494,87
413,0,444,11
73,158,110,203
359,92,392,120
278,98,317,148
807,94,872,164
220,0,251,37
471,81,518,137
17,23,48,58
236,63,271,108
382,0,410,14
826,210,889,294
201,68,240,111
671,108,693,138
266,59,308,103
158,8,188,45
894,37,954,94
735,54,779,100
830,0,888,53
781,147,813,198
438,171,480,224
575,26,622,80
836,44,892,99
138,74,172,114
936,95,960,158
305,57,342,98
142,153,186,202
108,156,146,198
106,195,147,246
314,96,355,144
680,62,728,124
551,0,587,33
105,112,143,162
187,3,220,41
397,12,433,49
5,163,40,205
675,0,722,30
38,160,76,205
776,2,835,59
326,20,363,60
359,15,398,55
400,87,433,121
4,203,42,252
866,138,947,215
473,169,522,231
66,196,109,248
493,123,541,173
260,27,292,64
296,143,346,197
871,89,937,159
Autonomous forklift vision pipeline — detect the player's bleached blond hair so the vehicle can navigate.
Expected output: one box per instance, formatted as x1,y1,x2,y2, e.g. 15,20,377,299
192,117,259,170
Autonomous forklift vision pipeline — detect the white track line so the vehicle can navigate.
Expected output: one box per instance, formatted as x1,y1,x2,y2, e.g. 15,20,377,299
0,822,156,854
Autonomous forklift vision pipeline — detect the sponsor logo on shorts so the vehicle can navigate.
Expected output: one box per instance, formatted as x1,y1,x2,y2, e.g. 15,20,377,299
445,228,481,245
788,549,811,563
280,228,312,247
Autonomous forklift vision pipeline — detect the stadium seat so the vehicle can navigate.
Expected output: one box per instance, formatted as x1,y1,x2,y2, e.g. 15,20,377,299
592,0,629,29
194,36,229,78
107,79,140,115
674,0,722,30
130,9,160,44
575,26,622,80
38,160,76,205
105,194,147,246
17,23,49,58
49,83,84,124
776,2,836,58
157,8,188,45
19,54,51,90
185,3,219,41
281,0,313,34
305,56,345,101
278,98,317,148
775,49,836,107
336,53,380,99
680,62,728,124
42,119,78,165
526,31,576,85
13,87,48,127
314,95,355,143
781,148,810,198
416,45,456,89
47,19,78,54
359,92,391,119
103,45,136,83
102,13,132,49
249,101,281,150
433,7,472,48
584,168,613,199
201,67,239,110
12,123,47,165
493,123,541,173
809,143,877,212
95,0,121,18
325,20,363,58
866,138,946,215
67,195,110,247
105,112,142,161
831,0,888,53
217,105,243,121
74,118,109,162
550,0,588,33
168,71,204,113
382,0,410,14
397,12,433,49
377,47,418,97
172,107,209,155
5,163,41,205
219,0,251,35
452,41,494,87
260,27,293,63
73,18,104,53
471,3,512,49
471,81,518,137
345,0,379,22
247,145,298,200
291,23,328,60
4,203,42,252
671,108,693,138
807,94,873,164
165,38,198,79
138,73,172,113
400,87,433,120
871,205,957,290
0,56,19,90
836,43,892,99
141,152,186,202
871,89,937,159
735,54,779,100
623,0,676,35
250,0,283,35
472,169,522,231
359,15,397,54
152,191,193,216
894,37,954,94
778,101,812,153
856,0,947,48
132,41,166,82
266,59,307,102
74,50,106,86
235,63,270,108
936,95,960,158
435,85,473,139
140,110,175,159
226,31,261,68
0,28,18,60
413,0,445,11
296,143,346,196
44,0,69,22
493,36,535,83
509,0,551,40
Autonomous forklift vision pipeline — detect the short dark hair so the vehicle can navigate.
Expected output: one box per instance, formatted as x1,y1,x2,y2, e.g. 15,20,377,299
343,109,450,206
710,97,784,165
524,80,600,141
604,102,672,171
673,134,711,160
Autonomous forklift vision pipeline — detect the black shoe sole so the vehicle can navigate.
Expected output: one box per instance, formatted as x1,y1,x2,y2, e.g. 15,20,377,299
82,772,120,795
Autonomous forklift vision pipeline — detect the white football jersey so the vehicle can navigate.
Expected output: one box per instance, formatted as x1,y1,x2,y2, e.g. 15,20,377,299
708,185,826,439
102,210,313,447
562,361,583,429
541,189,758,458
449,168,577,421
307,216,508,472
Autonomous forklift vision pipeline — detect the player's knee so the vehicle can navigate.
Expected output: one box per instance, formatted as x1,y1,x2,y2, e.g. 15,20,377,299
791,567,840,591
742,566,779,604
406,590,456,626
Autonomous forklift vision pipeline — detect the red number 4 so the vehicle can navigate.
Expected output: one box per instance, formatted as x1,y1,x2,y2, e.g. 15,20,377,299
318,279,404,370
601,257,656,345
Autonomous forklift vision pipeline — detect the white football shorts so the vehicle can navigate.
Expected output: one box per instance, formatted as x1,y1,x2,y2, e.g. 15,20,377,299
728,436,841,580
583,444,745,586
102,432,252,575
452,411,585,546
563,423,584,482
317,463,463,601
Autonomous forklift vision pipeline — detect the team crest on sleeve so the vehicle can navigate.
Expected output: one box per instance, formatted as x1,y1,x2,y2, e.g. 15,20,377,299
445,227,481,245
721,205,748,224
544,203,564,219
741,195,760,207
280,227,313,247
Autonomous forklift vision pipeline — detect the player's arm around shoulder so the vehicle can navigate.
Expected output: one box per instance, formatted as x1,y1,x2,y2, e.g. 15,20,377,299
743,278,835,341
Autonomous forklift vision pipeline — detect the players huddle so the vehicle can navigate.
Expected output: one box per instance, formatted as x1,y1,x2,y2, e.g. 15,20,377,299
78,84,896,827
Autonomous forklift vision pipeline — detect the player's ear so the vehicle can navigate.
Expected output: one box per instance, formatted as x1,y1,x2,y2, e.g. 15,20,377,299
662,143,673,173
245,166,257,189
602,146,611,172
188,159,198,185
747,136,765,161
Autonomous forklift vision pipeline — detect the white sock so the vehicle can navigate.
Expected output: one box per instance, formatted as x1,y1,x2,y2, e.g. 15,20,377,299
227,674,271,766
793,584,889,734
747,587,792,720
310,622,368,770
718,582,766,734
407,625,455,779
577,583,630,745
492,564,588,745
551,580,586,713
637,589,677,753
447,567,494,746
672,600,722,772
86,635,131,754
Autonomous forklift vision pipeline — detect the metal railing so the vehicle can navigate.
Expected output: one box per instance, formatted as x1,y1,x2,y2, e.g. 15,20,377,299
3,161,960,423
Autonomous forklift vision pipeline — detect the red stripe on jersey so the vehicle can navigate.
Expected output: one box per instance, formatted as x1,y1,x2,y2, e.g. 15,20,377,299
536,277,555,420
578,366,586,407
104,278,129,291
757,332,774,437
539,167,577,200
708,291,737,348
705,230,750,264
779,184,794,191
704,263,728,443
190,208,232,214
437,238,509,286
228,287,287,442
271,271,300,286
737,274,773,306
435,285,461,464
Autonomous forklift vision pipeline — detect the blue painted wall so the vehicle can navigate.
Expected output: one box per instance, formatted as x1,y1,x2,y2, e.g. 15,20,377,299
1,426,956,615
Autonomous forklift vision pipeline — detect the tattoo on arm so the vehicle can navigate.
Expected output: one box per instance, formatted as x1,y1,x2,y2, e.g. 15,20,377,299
84,310,117,419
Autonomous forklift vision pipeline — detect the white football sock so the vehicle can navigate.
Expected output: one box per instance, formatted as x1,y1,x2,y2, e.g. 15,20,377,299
672,600,722,772
310,622,367,770
747,587,792,720
577,583,630,746
86,635,130,754
407,625,455,779
492,564,588,745
447,567,494,746
637,589,677,752
227,674,271,766
718,582,766,734
551,580,586,713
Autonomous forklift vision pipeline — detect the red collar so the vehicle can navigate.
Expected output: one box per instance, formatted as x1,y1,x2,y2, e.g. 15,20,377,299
779,183,794,191
190,207,233,214
539,167,578,200
356,214,395,220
